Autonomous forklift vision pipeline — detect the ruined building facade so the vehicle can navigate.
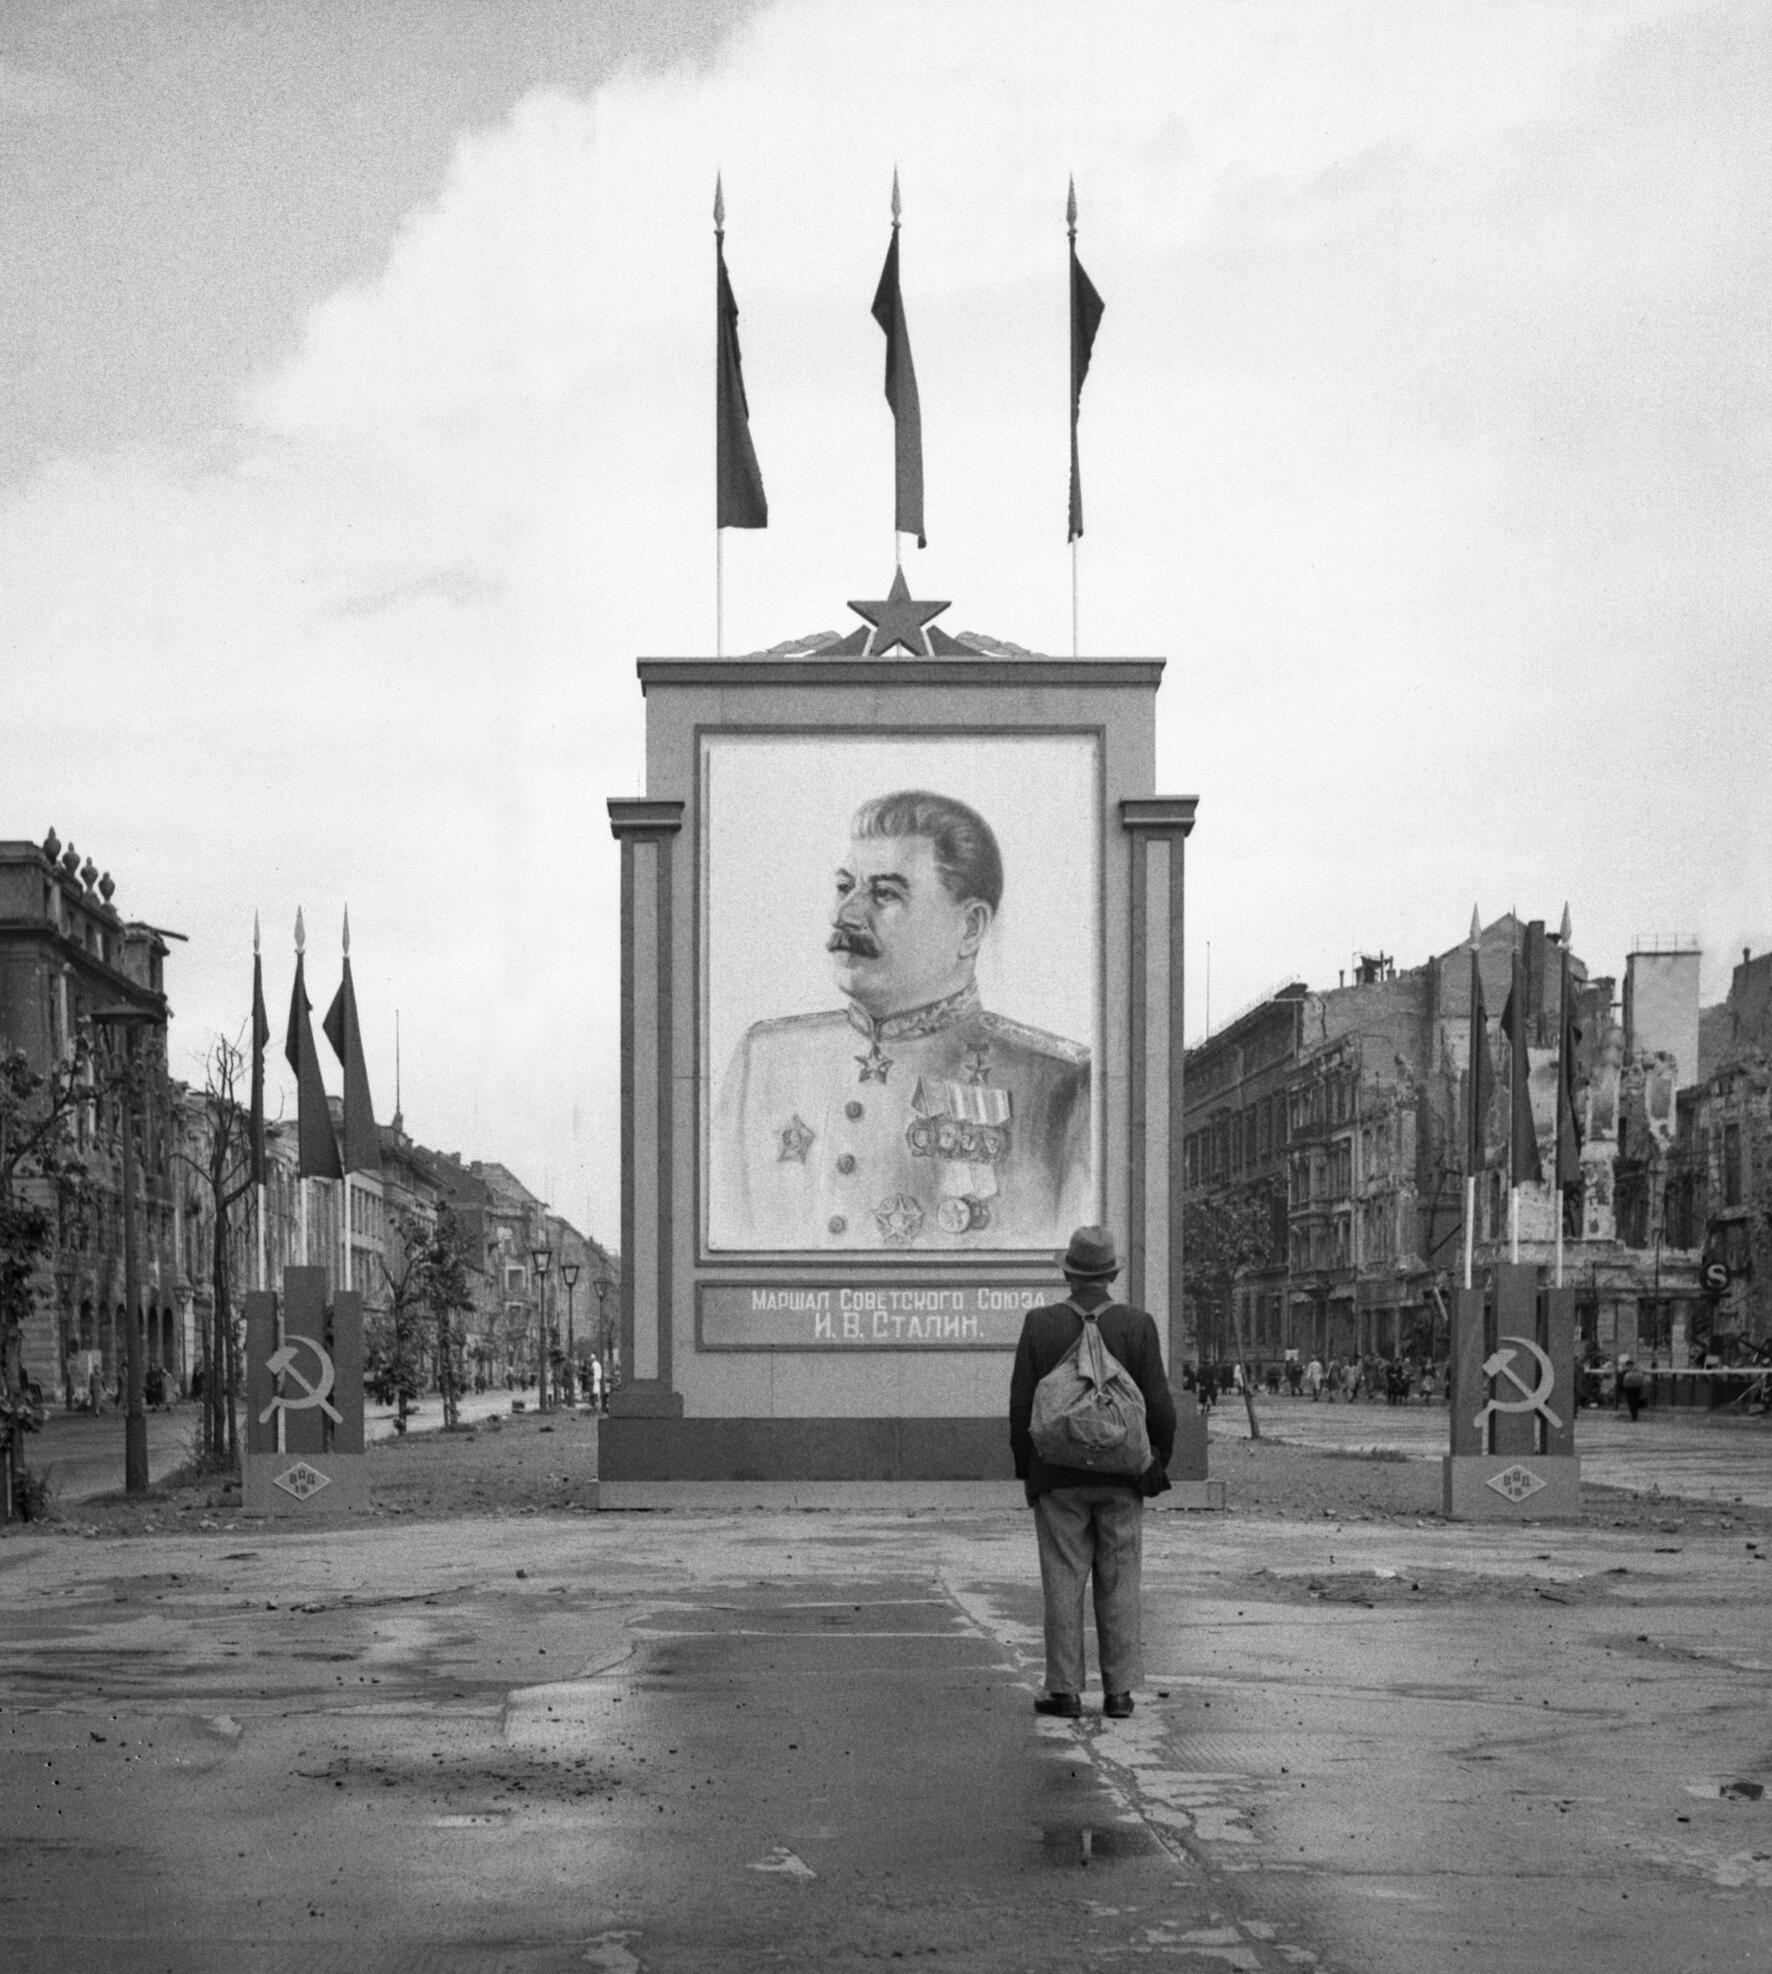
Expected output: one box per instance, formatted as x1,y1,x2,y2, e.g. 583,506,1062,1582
1182,916,1713,1370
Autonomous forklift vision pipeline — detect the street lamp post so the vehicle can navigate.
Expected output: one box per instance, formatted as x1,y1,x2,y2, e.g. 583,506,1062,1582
593,1270,612,1411
89,1006,155,1494
560,1261,580,1407
530,1244,553,1412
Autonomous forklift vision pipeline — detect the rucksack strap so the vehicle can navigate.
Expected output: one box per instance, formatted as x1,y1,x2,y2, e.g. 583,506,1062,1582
1061,1297,1126,1325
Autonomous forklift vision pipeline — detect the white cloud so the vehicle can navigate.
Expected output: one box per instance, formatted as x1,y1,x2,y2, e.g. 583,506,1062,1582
3,0,1767,1228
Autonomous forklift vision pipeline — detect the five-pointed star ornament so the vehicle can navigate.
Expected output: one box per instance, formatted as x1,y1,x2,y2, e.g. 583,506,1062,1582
846,568,951,656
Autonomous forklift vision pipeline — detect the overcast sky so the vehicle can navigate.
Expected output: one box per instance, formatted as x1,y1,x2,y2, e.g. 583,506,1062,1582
4,0,1766,1241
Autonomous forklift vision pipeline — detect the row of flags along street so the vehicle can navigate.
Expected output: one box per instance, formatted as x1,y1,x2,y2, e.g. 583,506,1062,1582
1462,907,1584,1289
248,907,381,1289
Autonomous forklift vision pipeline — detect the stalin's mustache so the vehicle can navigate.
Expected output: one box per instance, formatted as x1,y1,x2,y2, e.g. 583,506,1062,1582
827,927,881,959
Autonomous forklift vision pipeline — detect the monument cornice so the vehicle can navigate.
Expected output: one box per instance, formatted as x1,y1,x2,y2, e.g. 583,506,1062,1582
1119,795,1199,837
637,656,1165,692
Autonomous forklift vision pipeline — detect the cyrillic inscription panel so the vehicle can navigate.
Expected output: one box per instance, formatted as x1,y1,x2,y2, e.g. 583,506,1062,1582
698,1282,1051,1349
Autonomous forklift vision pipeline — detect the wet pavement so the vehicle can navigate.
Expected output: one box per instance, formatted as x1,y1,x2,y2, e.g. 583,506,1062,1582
1225,1394,1772,1508
31,1389,533,1505
5,1487,1772,1971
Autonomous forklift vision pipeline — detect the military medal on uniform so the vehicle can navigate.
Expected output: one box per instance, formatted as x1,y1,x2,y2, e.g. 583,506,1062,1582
907,1070,1010,1236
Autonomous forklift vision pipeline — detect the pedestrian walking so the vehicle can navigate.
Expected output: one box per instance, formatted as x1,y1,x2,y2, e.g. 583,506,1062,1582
1621,1357,1646,1422
1305,1355,1323,1401
1009,1226,1176,1722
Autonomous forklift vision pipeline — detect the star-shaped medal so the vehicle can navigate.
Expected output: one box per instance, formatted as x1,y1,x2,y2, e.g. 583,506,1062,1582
856,1041,893,1084
846,568,951,656
963,1045,992,1084
777,1114,814,1163
875,1193,925,1246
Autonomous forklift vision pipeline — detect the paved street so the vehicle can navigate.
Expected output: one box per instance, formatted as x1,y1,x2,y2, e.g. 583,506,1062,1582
5,1408,1772,1971
30,1389,540,1507
1219,1392,1772,1508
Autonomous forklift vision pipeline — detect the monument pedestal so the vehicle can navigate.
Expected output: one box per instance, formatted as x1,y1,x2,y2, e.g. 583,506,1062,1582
241,1268,367,1520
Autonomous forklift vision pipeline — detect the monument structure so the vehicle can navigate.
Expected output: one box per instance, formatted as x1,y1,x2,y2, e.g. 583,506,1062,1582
241,1268,367,1516
603,573,1206,1502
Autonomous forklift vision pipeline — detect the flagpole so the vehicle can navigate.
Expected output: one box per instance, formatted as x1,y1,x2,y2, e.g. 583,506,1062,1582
1465,907,1481,1292
893,170,901,574
1555,909,1572,1289
1508,934,1522,1266
1068,179,1080,658
294,909,309,1270
253,912,267,1296
340,908,352,1295
715,174,726,655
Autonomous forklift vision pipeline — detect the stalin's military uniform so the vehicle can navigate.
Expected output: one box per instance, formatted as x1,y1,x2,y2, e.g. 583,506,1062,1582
711,981,1090,1251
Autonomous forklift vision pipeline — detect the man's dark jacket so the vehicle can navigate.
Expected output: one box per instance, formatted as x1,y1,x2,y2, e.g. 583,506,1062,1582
1009,1297,1177,1502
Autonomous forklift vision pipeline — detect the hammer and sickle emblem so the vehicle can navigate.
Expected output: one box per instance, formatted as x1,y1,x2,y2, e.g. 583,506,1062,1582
1473,1334,1561,1432
258,1335,344,1426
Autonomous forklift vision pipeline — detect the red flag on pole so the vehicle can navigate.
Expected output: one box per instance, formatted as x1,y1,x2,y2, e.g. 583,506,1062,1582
284,918,341,1182
1466,944,1496,1176
715,181,767,530
871,174,925,549
322,912,380,1176
1498,945,1543,1187
1067,179,1104,543
249,921,269,1186
1555,940,1583,1192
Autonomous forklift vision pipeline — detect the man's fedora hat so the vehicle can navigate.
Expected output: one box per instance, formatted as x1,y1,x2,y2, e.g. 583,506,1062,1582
1058,1225,1120,1281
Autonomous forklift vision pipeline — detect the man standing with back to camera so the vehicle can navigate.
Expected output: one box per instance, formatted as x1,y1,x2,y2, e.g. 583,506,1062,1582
1009,1225,1176,1719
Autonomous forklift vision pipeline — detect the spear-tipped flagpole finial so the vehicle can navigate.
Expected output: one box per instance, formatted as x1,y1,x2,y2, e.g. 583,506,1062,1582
890,166,901,226
1469,905,1481,950
253,909,261,956
1067,173,1077,238
713,171,724,232
1560,901,1572,944
295,906,306,957
342,904,351,957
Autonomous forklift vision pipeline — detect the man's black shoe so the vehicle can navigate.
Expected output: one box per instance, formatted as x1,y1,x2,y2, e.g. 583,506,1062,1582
1034,1693,1082,1718
1103,1692,1135,1719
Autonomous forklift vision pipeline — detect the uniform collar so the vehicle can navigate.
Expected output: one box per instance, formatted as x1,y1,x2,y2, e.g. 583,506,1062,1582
845,979,980,1043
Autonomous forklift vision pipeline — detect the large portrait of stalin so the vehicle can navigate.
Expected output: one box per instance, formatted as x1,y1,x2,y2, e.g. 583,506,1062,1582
710,788,1092,1251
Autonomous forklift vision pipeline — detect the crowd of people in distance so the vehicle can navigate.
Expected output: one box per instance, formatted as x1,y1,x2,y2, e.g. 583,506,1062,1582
1184,1341,1772,1420
1184,1351,1443,1408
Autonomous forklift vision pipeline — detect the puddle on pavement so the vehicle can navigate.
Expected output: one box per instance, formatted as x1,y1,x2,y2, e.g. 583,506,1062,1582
1035,1820,1163,1866
1686,1778,1766,1800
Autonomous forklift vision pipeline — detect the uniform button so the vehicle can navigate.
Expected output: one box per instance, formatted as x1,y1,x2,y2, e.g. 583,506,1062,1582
845,1100,864,1120
836,1153,857,1175
828,1215,847,1235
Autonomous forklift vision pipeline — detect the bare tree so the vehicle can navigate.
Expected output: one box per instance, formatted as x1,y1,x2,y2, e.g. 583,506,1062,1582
174,1036,254,1472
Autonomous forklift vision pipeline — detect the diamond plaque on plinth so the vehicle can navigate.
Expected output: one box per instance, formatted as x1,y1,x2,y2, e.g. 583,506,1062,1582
242,1452,369,1518
1442,1454,1579,1520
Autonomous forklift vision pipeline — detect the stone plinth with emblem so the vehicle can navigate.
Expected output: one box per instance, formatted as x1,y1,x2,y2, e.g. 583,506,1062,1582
1443,1261,1581,1519
604,574,1208,1503
241,1266,369,1517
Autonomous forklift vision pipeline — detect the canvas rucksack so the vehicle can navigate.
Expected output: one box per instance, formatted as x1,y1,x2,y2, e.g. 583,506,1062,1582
1028,1301,1152,1477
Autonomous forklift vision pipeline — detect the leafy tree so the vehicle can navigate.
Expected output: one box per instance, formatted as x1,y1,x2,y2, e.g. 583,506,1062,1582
373,1210,432,1431
1182,1184,1281,1440
416,1203,475,1428
1,1045,94,1514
